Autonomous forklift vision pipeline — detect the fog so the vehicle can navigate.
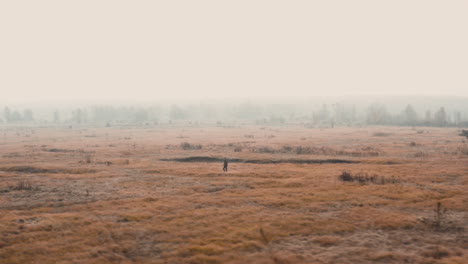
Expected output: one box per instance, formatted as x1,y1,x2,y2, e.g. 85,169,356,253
1,1,468,126
1,1,467,102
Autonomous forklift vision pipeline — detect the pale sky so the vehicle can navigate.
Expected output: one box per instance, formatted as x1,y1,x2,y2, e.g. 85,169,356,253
0,1,467,102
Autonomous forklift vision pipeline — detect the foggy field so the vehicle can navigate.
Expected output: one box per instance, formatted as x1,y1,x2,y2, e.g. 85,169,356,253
0,125,467,264
2,0,467,263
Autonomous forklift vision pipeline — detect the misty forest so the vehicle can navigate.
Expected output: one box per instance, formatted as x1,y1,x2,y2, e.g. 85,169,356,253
2,97,468,127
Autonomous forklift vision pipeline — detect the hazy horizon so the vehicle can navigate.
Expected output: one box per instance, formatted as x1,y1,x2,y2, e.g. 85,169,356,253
1,1,467,102
1,94,468,106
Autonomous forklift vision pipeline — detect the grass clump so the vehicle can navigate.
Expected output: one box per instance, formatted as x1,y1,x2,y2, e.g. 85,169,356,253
338,171,399,184
234,146,243,152
459,129,468,139
373,132,392,137
10,180,36,191
253,145,380,157
180,142,202,150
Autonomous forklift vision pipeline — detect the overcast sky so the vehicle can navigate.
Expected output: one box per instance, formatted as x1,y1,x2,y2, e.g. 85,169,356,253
0,1,467,102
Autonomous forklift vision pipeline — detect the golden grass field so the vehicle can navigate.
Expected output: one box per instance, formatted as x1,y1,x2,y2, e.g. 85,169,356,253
0,125,467,264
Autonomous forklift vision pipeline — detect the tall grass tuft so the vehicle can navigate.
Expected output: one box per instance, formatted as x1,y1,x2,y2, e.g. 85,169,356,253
180,142,202,150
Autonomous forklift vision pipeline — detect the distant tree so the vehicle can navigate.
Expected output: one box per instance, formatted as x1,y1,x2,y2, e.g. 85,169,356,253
401,104,418,125
148,106,162,122
454,111,462,126
134,109,149,123
169,105,188,120
236,102,263,119
425,110,432,124
53,111,60,123
348,104,357,124
312,112,319,125
366,104,389,125
10,110,22,122
92,106,120,123
331,102,354,124
319,104,330,121
331,103,341,123
434,107,447,127
3,107,11,123
269,115,285,124
23,109,34,122
71,108,87,124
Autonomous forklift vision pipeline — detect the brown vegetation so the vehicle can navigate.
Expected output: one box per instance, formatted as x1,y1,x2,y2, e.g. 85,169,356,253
0,125,466,264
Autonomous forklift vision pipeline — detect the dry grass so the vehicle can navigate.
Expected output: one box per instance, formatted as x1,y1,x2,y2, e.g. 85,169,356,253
0,125,466,264
0,166,96,174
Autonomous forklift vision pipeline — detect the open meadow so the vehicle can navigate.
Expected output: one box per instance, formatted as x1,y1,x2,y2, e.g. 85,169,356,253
0,125,467,264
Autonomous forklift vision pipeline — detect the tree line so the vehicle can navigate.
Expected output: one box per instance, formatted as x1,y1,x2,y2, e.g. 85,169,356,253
1,103,467,127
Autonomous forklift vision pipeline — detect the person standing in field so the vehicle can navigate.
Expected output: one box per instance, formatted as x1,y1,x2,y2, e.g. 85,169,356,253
223,158,228,172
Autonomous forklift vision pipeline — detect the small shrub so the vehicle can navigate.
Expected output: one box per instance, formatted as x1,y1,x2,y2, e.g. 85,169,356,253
2,166,48,173
256,146,276,153
459,129,468,139
281,145,293,152
180,142,202,150
338,171,354,182
15,181,32,190
2,152,22,158
413,151,429,158
373,132,392,137
284,145,379,157
44,148,74,153
338,171,398,185
234,146,243,152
